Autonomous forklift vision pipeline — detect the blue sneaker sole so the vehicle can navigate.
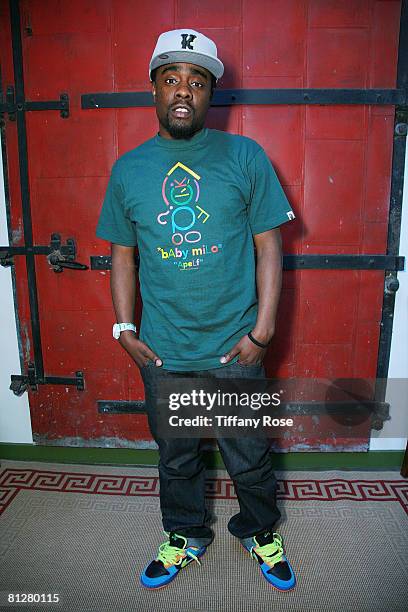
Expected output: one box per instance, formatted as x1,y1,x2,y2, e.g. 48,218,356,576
240,542,296,591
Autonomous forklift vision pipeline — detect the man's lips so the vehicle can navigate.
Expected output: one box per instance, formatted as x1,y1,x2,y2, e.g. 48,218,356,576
170,105,193,119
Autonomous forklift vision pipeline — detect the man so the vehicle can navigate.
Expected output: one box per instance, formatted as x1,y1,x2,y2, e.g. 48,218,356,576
96,29,296,591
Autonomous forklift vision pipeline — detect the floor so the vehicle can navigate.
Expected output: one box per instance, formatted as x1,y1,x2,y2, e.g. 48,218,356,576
0,460,407,612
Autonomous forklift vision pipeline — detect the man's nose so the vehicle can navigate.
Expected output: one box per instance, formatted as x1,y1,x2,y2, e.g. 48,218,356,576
175,80,193,99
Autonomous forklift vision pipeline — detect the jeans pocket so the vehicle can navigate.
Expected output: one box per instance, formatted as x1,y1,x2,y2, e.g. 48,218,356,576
224,361,266,379
140,359,155,370
236,361,263,369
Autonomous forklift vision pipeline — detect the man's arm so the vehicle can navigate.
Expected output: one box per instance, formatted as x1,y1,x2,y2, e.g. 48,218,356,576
111,243,162,367
220,228,282,365
251,227,283,345
111,244,137,338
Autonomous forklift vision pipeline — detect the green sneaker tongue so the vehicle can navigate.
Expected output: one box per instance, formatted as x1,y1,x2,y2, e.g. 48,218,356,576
255,531,275,546
169,532,187,549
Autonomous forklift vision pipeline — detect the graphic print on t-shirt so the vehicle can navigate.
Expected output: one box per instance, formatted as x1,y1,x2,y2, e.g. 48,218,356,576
156,161,223,271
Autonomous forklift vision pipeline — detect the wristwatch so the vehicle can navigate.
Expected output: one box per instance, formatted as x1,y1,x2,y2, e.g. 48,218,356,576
113,323,137,340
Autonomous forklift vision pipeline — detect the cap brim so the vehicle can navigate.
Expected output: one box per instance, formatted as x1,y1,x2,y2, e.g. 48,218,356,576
149,50,224,80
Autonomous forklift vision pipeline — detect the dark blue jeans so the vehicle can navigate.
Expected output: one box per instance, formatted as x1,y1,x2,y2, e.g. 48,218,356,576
140,361,281,546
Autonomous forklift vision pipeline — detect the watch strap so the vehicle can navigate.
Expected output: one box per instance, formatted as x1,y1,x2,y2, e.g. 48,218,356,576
113,323,137,339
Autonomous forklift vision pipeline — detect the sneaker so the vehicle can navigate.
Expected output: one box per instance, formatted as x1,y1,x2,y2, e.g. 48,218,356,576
240,530,296,591
140,531,207,589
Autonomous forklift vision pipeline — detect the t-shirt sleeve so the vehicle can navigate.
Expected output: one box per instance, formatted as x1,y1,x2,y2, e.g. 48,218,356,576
95,161,138,246
247,148,295,235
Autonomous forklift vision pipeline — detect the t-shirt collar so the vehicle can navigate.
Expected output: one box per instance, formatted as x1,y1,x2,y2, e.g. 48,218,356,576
154,127,209,149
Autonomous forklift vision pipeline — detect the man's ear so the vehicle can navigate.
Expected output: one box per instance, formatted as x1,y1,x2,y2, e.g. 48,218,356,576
151,83,156,100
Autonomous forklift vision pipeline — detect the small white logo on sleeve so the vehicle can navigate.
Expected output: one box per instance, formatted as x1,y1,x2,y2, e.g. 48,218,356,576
286,211,295,220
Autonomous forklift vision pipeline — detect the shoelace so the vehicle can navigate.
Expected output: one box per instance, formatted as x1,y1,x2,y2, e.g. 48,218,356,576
156,534,202,568
250,533,284,567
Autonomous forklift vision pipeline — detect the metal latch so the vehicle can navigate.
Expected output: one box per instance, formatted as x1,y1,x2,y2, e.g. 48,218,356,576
47,235,88,273
0,234,88,271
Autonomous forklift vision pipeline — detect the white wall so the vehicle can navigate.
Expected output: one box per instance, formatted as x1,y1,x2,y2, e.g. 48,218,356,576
0,144,32,442
370,141,408,451
0,133,407,450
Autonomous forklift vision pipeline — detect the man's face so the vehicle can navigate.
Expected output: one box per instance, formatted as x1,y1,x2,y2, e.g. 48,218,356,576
152,62,213,139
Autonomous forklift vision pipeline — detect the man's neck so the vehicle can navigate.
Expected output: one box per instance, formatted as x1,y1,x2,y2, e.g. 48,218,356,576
157,126,204,140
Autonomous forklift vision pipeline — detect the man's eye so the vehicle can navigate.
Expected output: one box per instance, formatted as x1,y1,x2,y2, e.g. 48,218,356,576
192,81,204,87
165,78,177,84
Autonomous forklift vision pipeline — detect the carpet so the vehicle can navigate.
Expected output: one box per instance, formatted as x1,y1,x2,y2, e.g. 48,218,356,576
0,460,407,612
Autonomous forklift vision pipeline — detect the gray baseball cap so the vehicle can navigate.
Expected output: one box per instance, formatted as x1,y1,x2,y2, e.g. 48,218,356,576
149,28,224,81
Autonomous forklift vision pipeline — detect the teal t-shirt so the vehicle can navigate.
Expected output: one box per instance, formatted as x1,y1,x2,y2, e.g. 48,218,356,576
96,127,295,371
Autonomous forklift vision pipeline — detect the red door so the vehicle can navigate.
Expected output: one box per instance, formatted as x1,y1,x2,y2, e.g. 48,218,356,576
0,0,404,450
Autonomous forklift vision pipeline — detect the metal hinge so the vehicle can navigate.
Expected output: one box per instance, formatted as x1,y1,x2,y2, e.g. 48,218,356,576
0,86,69,120
10,363,85,395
